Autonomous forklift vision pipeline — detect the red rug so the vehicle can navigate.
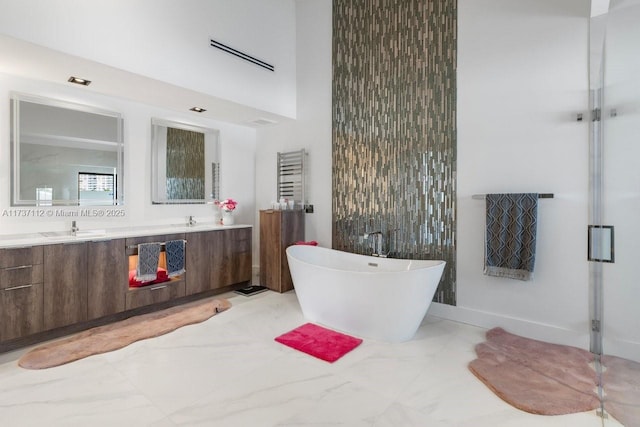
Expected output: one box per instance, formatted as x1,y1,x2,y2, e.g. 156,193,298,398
275,323,363,363
469,327,600,415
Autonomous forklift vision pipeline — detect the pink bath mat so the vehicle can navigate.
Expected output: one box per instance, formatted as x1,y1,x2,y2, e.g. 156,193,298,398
275,323,363,363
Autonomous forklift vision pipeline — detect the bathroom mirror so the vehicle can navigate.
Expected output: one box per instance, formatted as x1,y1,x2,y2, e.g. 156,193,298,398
150,118,220,204
10,93,124,206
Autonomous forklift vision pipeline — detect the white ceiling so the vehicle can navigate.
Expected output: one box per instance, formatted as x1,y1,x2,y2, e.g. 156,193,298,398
0,34,291,128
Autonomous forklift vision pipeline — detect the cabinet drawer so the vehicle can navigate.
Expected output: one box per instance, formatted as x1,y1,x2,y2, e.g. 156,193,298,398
0,246,43,268
0,264,43,289
125,279,186,311
0,282,44,342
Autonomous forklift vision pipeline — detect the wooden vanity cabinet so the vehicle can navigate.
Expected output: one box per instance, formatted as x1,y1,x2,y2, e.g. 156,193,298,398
124,233,186,310
185,231,215,295
0,226,253,347
260,210,304,292
186,228,252,294
213,228,252,288
87,239,127,320
0,246,44,342
43,242,88,330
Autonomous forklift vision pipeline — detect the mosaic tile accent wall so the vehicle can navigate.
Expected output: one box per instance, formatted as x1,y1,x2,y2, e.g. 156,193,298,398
332,0,457,304
166,127,205,200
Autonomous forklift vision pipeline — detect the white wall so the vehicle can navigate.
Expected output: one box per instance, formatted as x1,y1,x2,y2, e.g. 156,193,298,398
0,73,256,234
254,0,333,266
433,0,592,348
0,0,297,118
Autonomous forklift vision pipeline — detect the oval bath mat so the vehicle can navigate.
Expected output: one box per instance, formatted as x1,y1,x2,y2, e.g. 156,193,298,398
468,327,599,416
19,298,231,369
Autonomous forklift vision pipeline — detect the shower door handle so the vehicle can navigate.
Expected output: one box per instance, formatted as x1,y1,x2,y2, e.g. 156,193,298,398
587,225,615,263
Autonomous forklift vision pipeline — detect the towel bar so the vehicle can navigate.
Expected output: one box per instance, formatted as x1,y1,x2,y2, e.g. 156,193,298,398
125,239,187,251
472,193,554,200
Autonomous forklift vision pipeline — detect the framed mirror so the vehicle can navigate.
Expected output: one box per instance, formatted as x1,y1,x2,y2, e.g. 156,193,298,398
10,93,124,206
151,118,220,204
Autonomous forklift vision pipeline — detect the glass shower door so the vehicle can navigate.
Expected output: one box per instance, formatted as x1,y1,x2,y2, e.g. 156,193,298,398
595,0,640,424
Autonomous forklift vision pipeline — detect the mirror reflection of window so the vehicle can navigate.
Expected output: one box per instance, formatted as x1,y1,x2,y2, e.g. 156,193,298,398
78,172,116,206
36,187,53,206
11,93,124,207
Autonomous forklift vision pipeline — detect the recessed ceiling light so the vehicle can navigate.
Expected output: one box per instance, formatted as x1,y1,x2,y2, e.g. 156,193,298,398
67,76,91,86
190,107,206,113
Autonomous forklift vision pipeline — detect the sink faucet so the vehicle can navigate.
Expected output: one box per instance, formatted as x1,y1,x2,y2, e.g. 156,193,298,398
71,220,79,236
187,216,197,226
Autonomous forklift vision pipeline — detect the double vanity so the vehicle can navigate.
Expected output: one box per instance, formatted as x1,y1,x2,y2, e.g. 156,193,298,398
0,223,252,351
2,90,249,352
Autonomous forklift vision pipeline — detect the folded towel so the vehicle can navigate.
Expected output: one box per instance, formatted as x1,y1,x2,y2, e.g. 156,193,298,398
136,242,162,282
484,193,538,281
165,239,186,277
129,268,170,288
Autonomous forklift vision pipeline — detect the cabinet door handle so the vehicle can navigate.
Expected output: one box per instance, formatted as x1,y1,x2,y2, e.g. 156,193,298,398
4,284,33,291
4,265,32,271
150,285,168,291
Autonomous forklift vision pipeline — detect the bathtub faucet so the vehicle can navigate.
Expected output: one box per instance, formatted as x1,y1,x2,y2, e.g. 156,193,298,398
364,231,388,257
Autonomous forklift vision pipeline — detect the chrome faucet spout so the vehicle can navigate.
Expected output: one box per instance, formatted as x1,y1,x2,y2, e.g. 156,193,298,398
187,216,197,226
71,220,79,236
365,230,384,256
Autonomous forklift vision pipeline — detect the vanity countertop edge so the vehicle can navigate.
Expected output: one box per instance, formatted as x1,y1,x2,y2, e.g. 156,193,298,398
0,223,252,249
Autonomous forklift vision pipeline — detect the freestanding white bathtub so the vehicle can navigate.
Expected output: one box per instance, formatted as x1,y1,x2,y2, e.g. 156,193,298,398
285,245,446,342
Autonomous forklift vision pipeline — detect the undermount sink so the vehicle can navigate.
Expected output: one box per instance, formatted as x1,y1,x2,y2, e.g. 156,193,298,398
41,229,107,238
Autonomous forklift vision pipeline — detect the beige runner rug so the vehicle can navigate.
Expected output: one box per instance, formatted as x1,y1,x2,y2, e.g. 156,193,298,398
19,298,231,369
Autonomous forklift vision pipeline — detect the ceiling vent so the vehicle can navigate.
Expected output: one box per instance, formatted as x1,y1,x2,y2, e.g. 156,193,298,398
210,39,274,72
249,118,278,127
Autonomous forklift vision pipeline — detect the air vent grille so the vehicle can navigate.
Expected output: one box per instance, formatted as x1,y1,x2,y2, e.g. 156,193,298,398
210,39,274,72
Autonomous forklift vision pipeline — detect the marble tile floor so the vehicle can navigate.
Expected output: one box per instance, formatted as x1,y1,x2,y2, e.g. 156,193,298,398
0,290,622,427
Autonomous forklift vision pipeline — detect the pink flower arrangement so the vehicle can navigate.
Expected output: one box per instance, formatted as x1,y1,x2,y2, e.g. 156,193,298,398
219,198,238,212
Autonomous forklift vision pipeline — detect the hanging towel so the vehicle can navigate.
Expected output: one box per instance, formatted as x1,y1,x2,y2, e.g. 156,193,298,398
136,243,162,282
165,239,186,277
484,193,538,281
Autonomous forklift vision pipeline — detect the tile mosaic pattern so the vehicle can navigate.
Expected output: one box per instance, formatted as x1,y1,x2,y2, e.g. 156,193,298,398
166,127,205,200
332,0,457,304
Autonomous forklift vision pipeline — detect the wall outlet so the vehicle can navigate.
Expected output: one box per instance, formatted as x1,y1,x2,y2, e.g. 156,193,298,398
305,204,314,213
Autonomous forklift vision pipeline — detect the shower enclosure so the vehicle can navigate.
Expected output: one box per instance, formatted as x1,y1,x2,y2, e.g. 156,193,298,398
590,0,640,424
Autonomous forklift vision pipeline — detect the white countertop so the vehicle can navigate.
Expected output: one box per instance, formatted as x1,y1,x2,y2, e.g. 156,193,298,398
0,223,252,249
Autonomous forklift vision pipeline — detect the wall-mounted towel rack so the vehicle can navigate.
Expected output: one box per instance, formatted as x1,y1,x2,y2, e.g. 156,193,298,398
472,193,554,200
125,239,187,251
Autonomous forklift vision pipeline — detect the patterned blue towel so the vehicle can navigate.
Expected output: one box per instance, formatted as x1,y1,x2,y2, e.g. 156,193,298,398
484,193,538,281
165,239,186,277
136,243,161,282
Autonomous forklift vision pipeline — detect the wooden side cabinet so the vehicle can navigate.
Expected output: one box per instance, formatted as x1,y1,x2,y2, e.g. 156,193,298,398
0,246,44,342
259,210,304,293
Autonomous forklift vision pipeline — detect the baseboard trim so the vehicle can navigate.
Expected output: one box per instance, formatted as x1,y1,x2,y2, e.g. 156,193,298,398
427,302,591,350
